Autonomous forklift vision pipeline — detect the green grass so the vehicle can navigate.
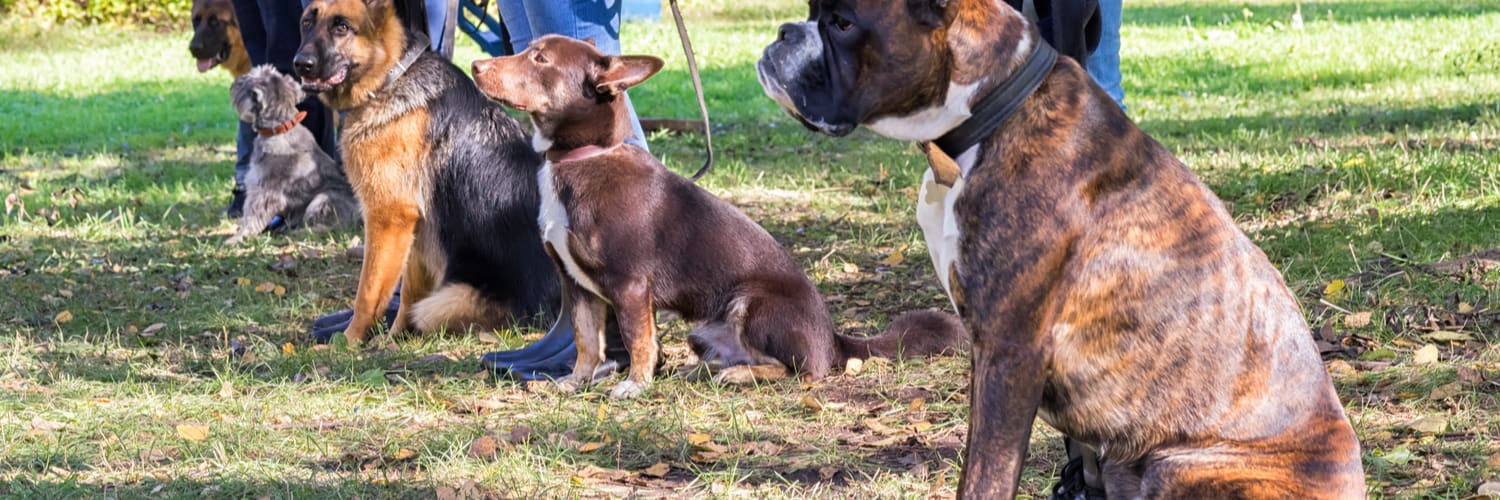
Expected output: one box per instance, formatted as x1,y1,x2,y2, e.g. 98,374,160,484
2,0,1500,497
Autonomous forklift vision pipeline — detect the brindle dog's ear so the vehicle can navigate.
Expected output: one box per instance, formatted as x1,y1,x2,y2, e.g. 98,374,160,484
596,55,664,96
906,0,949,27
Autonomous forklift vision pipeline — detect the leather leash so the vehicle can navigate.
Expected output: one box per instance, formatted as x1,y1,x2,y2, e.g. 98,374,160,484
668,0,714,181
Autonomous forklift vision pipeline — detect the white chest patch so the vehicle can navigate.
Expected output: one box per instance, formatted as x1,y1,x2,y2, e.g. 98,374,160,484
867,81,980,142
537,161,608,301
916,168,967,312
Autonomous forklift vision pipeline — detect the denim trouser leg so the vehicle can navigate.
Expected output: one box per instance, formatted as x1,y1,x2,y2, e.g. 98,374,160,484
234,121,254,186
499,0,647,149
1086,0,1125,111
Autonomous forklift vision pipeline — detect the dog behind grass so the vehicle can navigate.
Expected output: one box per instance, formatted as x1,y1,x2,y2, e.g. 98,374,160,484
228,66,360,244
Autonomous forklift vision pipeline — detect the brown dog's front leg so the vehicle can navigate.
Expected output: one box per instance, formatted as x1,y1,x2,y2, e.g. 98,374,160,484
957,324,1051,498
558,273,608,391
342,203,419,345
608,279,656,399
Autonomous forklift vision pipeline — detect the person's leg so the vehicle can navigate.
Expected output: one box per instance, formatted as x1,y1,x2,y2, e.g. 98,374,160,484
426,0,448,55
1086,0,1125,111
520,0,647,149
497,0,534,50
226,0,267,217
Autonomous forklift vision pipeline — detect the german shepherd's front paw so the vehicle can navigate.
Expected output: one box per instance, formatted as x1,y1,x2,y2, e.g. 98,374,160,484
609,379,648,399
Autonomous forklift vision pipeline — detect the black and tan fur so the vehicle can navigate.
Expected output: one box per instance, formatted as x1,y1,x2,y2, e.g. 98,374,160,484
758,0,1364,497
227,65,360,244
188,0,250,77
293,0,558,344
471,36,965,398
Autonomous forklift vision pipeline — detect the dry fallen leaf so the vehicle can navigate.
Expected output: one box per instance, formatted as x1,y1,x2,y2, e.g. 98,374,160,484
217,381,234,399
390,448,416,461
468,435,499,459
1428,381,1463,401
641,462,671,478
31,416,65,432
273,285,287,296
877,250,905,266
1326,359,1356,377
843,357,864,376
1323,279,1347,301
576,441,605,453
176,423,210,442
1412,344,1440,365
254,282,276,293
235,277,251,287
282,342,296,356
1423,331,1473,343
800,394,824,412
142,323,167,335
1486,453,1500,472
1405,415,1447,435
842,262,860,274
1479,481,1500,497
687,433,713,447
1457,302,1476,314
53,311,73,325
1344,312,1372,328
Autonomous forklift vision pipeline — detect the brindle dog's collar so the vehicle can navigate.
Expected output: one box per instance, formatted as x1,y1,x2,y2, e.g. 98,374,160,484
931,41,1058,169
257,110,308,137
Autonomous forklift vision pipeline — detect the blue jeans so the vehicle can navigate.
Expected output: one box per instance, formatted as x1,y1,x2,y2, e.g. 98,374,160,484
497,0,648,149
1086,0,1125,111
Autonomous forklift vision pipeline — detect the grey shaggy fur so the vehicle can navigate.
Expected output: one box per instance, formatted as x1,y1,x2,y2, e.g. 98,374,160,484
228,65,359,244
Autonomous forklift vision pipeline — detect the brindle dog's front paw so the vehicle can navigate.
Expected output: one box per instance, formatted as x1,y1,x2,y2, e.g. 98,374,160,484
609,379,648,399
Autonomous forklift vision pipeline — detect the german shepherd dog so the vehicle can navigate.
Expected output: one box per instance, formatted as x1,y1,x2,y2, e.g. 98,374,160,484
471,35,967,398
188,0,250,77
292,0,559,345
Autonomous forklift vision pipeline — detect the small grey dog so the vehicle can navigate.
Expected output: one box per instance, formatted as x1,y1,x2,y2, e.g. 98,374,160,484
227,65,359,244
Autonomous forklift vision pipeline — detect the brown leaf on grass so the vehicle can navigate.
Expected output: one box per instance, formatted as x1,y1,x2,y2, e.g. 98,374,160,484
1479,481,1500,497
877,250,905,266
843,357,864,376
576,441,605,453
572,465,630,484
862,418,900,436
1344,311,1372,328
818,466,840,481
1326,359,1356,377
254,282,276,293
687,433,713,447
1459,366,1485,385
389,448,417,462
217,381,234,399
1405,415,1447,435
142,323,166,335
800,394,824,412
1486,453,1500,472
1429,381,1463,401
176,423,209,441
1412,344,1440,365
468,436,499,459
53,311,73,325
641,462,671,478
1423,331,1473,343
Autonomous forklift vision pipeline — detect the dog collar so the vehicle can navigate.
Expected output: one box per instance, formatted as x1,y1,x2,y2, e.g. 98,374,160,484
385,32,431,87
549,144,617,163
256,110,308,137
930,41,1058,169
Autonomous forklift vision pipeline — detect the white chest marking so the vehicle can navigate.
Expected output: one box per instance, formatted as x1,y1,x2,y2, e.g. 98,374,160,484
915,149,976,312
537,161,608,301
868,81,979,142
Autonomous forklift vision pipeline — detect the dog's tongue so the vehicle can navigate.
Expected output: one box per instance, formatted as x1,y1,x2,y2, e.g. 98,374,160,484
197,58,217,73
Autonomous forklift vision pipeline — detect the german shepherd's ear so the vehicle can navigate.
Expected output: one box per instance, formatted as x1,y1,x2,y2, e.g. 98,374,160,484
906,0,949,27
596,55,664,96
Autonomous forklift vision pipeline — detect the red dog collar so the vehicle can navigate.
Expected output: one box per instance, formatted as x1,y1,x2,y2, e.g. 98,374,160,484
256,110,308,137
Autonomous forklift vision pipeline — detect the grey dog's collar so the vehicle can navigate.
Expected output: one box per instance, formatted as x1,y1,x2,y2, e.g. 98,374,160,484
931,41,1058,163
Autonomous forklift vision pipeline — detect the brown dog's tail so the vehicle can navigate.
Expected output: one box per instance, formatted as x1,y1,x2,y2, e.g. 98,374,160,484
837,308,968,361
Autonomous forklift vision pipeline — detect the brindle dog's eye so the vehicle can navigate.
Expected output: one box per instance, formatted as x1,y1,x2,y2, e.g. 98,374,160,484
829,13,854,32
332,21,350,36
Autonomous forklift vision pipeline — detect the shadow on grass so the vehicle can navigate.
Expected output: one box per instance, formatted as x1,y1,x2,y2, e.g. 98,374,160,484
1125,0,1497,28
1,473,441,499
1140,100,1499,147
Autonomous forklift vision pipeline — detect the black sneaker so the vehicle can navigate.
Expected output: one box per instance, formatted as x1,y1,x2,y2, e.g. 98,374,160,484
1049,453,1107,500
225,185,247,218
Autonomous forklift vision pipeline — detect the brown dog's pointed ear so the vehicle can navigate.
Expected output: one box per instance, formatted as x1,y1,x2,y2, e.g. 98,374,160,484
583,37,596,47
595,55,664,96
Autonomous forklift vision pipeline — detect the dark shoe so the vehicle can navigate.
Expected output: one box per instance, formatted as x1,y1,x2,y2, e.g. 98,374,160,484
1049,440,1107,500
225,185,247,218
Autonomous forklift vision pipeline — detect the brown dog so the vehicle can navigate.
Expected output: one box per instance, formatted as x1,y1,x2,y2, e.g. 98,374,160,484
471,35,965,398
188,0,250,77
758,0,1364,497
292,0,562,346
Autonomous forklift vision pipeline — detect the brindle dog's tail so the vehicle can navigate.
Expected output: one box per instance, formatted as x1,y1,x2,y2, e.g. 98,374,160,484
837,309,968,361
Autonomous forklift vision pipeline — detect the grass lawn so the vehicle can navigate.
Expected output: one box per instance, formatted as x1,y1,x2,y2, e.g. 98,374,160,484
3,0,1500,497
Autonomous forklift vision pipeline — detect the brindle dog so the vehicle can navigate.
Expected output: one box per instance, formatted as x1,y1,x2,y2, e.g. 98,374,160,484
291,0,560,345
188,0,250,77
758,0,1364,497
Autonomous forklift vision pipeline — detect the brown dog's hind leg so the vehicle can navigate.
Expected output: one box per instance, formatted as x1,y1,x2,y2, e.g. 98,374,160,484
390,252,435,335
342,203,418,345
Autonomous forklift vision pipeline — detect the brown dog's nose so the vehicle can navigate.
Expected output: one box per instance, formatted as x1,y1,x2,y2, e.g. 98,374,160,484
472,59,491,75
